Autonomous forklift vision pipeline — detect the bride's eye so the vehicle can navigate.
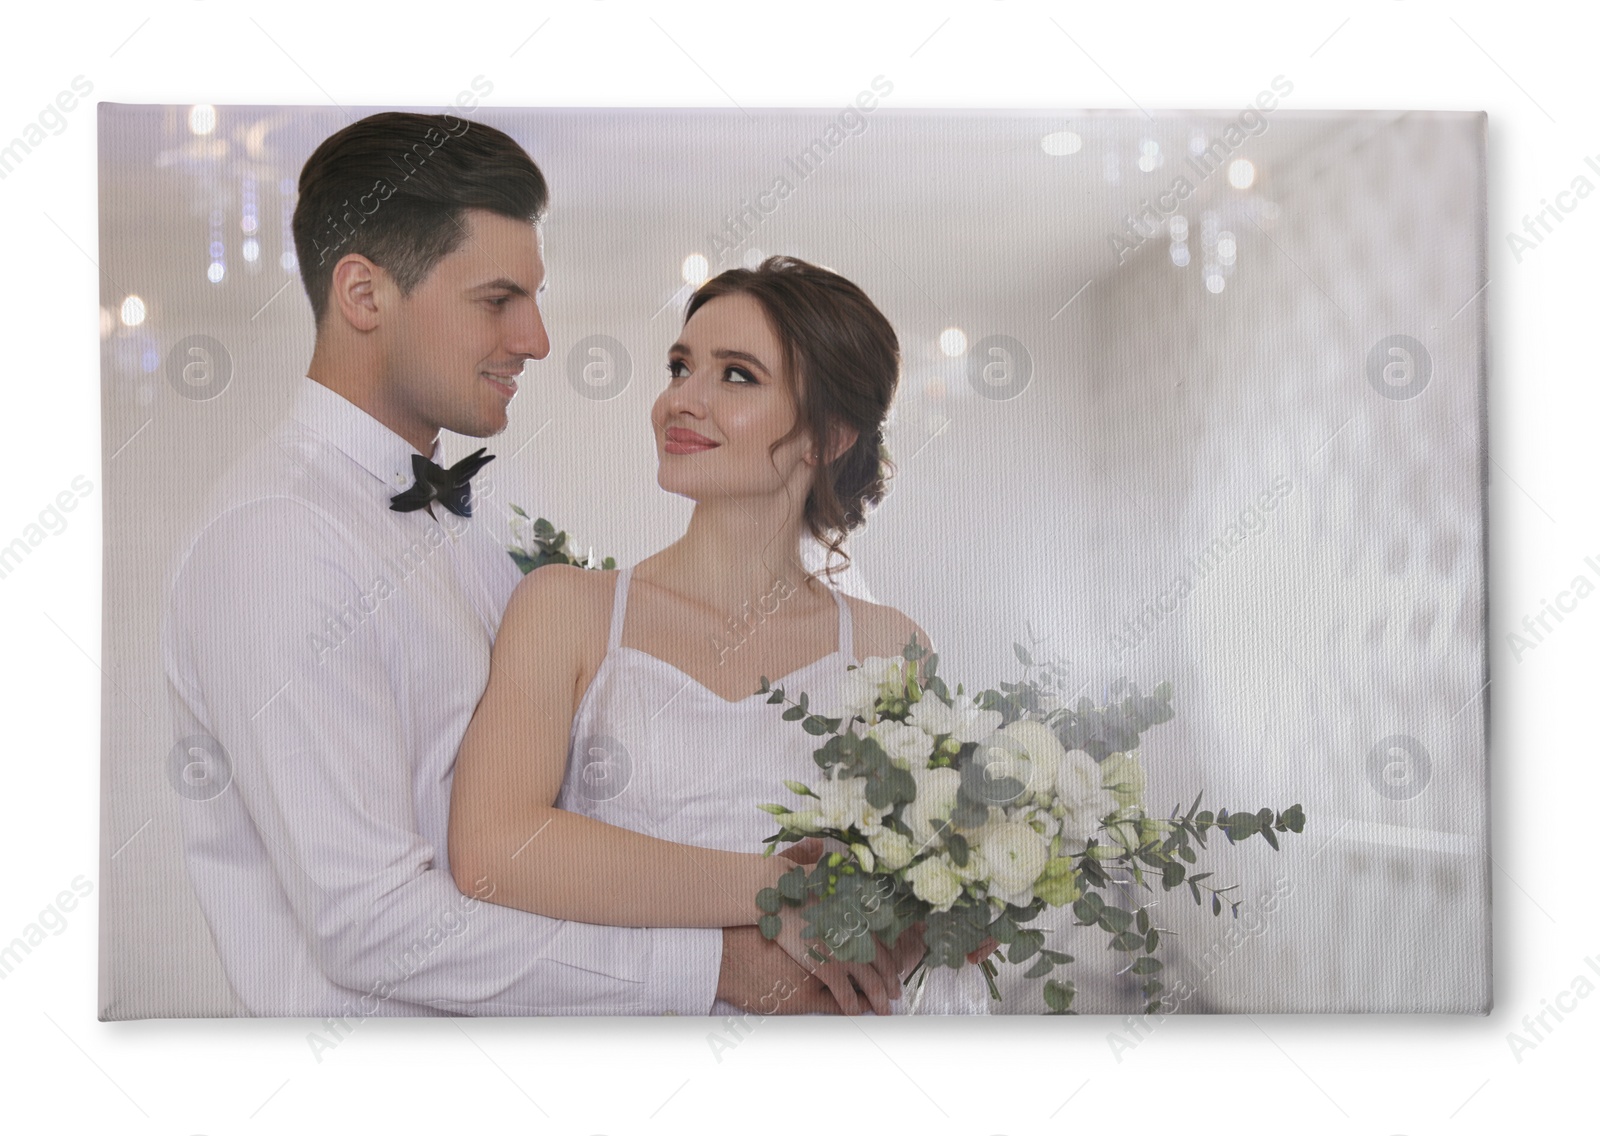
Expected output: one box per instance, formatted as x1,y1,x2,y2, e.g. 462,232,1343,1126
725,366,757,385
665,359,689,380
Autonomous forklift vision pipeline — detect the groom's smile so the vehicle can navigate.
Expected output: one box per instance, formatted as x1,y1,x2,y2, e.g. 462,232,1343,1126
480,367,521,402
382,208,549,445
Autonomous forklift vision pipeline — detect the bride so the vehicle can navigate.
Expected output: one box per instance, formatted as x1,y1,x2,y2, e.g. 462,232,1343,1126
449,255,944,1015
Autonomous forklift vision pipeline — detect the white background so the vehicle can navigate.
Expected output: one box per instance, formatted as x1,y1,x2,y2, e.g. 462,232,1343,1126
0,0,1588,1131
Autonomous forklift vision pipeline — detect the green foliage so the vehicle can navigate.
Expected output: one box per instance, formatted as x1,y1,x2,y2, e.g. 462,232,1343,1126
1049,677,1175,762
777,868,807,903
958,757,1024,814
921,905,990,969
756,682,844,739
506,510,617,573
1043,978,1076,1014
754,631,1309,1012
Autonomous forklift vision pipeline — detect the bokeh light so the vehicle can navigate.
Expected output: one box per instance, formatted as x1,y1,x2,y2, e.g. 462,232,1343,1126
1041,131,1082,156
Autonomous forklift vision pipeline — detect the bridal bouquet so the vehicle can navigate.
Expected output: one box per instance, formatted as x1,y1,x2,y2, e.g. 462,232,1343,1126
755,638,1305,1014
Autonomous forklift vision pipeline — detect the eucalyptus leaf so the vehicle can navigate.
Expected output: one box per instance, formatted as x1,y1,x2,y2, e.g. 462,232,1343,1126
1043,978,1075,1014
777,869,807,902
1010,931,1043,964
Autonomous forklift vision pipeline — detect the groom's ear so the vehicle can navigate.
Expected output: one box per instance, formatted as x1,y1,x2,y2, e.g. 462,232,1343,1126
327,253,384,332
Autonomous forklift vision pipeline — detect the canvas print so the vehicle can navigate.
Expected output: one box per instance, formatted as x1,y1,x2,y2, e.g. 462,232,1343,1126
95,93,1489,1021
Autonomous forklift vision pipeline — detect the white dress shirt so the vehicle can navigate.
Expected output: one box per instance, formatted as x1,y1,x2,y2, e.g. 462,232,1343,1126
160,376,721,1017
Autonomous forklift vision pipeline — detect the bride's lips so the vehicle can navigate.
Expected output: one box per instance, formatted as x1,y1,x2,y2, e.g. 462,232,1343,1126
664,427,720,455
482,370,519,400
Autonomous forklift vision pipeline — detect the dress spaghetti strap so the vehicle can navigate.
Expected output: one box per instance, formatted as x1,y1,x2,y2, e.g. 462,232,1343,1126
831,585,855,663
606,566,634,652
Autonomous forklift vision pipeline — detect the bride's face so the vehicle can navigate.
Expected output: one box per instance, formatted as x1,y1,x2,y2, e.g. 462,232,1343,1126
652,292,816,507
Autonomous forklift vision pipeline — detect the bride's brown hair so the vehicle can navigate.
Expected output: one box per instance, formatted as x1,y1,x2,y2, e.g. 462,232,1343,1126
683,256,901,583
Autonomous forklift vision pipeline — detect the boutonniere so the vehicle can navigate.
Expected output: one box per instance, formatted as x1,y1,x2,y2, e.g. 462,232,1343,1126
506,504,616,574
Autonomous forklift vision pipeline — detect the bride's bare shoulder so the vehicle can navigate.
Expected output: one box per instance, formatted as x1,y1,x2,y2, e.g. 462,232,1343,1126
841,592,935,659
505,563,618,642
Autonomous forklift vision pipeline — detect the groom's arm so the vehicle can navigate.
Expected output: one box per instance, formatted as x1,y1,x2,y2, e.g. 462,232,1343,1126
167,499,721,1016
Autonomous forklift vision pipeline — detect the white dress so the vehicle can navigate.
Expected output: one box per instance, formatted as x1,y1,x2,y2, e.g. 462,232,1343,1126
555,565,857,1015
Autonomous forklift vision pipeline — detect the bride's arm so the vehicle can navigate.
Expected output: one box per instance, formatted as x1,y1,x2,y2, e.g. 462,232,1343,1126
448,565,787,927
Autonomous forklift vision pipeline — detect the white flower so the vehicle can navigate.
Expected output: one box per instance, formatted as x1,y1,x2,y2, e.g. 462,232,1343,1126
1054,751,1121,847
907,692,1002,745
812,773,889,836
945,846,990,885
867,828,916,871
904,855,963,912
966,732,1028,802
849,842,876,873
973,819,1050,907
781,808,824,833
999,719,1067,805
868,719,935,768
838,656,908,722
902,766,963,847
562,532,596,568
1007,801,1060,839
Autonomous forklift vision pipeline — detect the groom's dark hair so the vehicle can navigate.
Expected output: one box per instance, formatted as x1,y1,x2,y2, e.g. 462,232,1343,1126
292,112,548,327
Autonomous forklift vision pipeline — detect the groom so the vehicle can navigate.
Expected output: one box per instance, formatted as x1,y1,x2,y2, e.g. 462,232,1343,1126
162,112,857,1017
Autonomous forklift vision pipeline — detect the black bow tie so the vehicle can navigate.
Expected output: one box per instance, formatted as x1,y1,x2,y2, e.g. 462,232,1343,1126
389,448,494,519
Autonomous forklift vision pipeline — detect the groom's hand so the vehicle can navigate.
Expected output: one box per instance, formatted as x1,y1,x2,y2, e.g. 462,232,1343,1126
716,925,843,1014
712,838,836,1014
718,841,895,1014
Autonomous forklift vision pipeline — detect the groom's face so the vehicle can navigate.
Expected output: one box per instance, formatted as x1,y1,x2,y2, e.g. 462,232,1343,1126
382,208,549,441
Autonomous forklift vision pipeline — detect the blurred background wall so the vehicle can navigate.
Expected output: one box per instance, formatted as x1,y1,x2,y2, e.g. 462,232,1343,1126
96,102,1487,1017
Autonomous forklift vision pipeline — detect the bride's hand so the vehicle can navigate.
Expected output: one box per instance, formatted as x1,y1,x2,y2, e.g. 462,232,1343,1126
771,900,902,1015
777,837,825,866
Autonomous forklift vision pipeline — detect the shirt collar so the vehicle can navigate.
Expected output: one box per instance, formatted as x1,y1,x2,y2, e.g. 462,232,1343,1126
288,376,440,493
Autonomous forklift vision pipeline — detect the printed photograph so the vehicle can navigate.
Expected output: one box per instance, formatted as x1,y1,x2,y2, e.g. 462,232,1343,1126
94,92,1489,1022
